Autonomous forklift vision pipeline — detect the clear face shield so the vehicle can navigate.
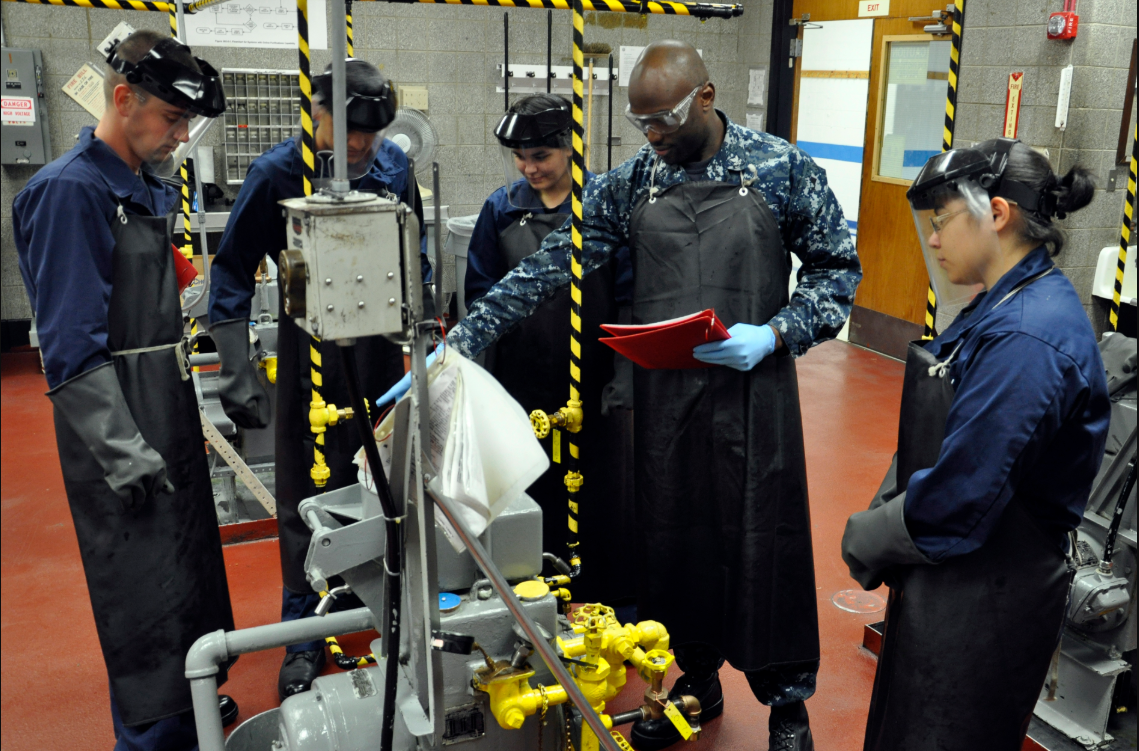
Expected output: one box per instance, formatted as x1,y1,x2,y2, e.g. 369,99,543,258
909,177,996,331
311,102,385,186
147,111,215,179
501,143,573,211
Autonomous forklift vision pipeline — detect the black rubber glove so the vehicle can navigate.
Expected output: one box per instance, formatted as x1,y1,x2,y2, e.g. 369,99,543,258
48,362,175,512
841,456,932,590
211,318,272,429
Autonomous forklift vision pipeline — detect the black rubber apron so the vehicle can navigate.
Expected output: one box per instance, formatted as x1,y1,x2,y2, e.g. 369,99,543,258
274,287,406,593
52,209,235,726
628,174,818,670
865,270,1071,751
483,211,634,603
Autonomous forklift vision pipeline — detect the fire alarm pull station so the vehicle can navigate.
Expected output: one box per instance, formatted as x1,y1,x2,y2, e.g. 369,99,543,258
1047,0,1079,40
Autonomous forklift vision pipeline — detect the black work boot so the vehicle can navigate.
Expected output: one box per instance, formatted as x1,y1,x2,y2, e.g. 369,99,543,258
278,649,326,702
769,701,813,751
629,671,724,751
219,694,239,727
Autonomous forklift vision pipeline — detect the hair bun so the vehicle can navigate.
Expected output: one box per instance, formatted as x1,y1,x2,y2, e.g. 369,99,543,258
1054,165,1096,217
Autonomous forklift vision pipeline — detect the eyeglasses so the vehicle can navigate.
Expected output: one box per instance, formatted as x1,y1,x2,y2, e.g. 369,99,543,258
624,84,706,134
929,207,970,233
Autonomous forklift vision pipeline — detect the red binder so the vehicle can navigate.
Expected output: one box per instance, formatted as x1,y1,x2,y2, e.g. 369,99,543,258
600,309,730,370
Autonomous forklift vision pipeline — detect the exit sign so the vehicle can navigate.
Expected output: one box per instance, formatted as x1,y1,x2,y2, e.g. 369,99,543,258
859,0,890,16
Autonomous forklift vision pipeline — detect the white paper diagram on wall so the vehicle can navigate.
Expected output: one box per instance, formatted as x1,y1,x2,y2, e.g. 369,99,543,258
184,0,328,50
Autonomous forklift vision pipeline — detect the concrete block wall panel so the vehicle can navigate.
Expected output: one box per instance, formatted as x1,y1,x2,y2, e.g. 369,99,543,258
1,0,774,319
953,0,1137,333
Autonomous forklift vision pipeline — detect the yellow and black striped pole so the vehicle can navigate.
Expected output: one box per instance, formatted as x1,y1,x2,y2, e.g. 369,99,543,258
346,0,355,56
925,0,965,340
0,0,173,10
563,0,585,577
296,0,331,486
1110,124,1136,332
181,0,743,17
2,0,742,18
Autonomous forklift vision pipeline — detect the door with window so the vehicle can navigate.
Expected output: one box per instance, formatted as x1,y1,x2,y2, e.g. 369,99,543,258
788,2,953,359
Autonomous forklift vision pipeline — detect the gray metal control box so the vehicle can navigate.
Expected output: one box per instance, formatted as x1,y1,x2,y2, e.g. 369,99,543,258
1,48,52,166
279,194,410,340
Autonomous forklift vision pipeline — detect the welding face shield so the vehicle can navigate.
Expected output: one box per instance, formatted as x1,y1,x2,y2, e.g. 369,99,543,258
907,148,1002,330
908,138,1058,330
311,61,396,183
107,39,226,178
494,102,573,210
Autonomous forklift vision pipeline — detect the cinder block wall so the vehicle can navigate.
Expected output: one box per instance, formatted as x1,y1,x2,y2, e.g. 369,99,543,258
0,0,773,320
953,0,1137,332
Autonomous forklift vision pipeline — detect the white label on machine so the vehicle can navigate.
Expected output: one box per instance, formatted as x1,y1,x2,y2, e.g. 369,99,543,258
746,111,766,132
184,0,328,50
1,96,35,126
63,64,107,121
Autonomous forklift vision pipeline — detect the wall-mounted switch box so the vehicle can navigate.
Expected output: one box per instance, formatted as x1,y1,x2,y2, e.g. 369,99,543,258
2,48,52,166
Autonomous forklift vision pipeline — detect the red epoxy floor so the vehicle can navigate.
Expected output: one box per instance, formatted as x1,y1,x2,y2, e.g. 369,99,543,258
0,340,904,751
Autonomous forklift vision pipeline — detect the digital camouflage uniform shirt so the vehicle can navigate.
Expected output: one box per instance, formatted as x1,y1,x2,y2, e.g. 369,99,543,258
448,112,862,357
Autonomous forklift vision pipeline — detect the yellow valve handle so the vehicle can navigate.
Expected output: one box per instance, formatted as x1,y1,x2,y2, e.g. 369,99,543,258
662,701,694,741
531,410,552,439
258,356,278,384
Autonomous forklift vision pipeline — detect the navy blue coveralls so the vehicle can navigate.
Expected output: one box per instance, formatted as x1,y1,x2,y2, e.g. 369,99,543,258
15,126,233,751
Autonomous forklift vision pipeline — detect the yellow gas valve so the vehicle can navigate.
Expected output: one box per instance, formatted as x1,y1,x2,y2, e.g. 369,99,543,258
530,399,585,439
309,399,353,434
258,356,278,384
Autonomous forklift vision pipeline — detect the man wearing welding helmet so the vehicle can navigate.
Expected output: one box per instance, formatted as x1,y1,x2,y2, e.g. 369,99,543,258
13,30,237,750
208,57,432,701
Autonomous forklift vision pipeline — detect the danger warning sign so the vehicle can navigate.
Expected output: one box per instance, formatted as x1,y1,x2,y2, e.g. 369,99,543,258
1,96,36,126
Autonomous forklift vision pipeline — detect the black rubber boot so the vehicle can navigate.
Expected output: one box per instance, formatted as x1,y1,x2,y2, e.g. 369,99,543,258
768,701,813,751
219,694,239,727
278,649,326,702
629,671,724,751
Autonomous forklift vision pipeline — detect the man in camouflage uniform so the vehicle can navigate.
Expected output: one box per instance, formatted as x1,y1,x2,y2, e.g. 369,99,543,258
448,41,861,751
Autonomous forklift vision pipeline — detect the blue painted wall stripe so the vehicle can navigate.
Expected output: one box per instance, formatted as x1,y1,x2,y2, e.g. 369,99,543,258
797,141,865,164
847,219,858,231
903,149,940,167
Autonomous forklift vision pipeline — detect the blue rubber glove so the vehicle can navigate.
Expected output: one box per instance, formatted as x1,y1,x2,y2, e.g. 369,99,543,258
376,343,444,408
692,323,778,371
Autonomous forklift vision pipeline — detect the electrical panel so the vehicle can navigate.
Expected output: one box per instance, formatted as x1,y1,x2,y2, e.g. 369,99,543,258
1,48,52,166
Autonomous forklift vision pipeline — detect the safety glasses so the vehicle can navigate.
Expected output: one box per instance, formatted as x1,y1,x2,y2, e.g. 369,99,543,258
929,207,970,234
624,84,706,135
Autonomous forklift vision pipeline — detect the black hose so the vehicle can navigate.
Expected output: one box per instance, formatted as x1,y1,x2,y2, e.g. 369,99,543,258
504,12,510,110
546,10,553,94
607,53,613,171
1102,459,1136,566
339,344,403,751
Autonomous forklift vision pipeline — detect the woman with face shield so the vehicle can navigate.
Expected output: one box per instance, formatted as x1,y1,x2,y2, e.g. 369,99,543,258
841,139,1111,750
464,94,636,610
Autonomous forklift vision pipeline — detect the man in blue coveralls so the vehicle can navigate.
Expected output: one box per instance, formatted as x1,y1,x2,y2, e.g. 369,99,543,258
14,30,238,750
445,41,862,751
207,57,432,701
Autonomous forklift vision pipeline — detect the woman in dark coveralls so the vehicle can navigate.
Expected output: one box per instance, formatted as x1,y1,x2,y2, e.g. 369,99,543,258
13,31,237,751
465,93,636,611
843,139,1110,751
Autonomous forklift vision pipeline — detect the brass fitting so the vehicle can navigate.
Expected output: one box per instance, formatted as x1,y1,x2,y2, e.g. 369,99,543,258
258,356,278,384
641,649,673,718
310,399,353,434
564,471,584,493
